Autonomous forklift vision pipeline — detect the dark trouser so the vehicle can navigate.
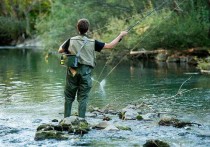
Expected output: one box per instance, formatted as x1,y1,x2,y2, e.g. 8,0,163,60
64,64,92,118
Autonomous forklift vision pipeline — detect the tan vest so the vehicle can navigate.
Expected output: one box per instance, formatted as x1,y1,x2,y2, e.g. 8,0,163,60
68,35,96,67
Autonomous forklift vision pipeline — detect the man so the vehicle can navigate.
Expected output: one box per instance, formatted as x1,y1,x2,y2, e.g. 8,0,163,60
58,18,127,118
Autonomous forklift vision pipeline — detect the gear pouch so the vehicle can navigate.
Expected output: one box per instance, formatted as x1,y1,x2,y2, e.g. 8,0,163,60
67,55,78,68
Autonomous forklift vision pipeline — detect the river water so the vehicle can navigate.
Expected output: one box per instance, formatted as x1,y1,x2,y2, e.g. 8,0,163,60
0,48,210,147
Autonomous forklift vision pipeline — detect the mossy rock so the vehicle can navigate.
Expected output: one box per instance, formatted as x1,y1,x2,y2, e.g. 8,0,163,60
59,116,90,134
136,115,143,121
69,121,90,134
35,130,68,141
158,118,192,128
116,126,132,131
143,139,170,147
36,124,63,132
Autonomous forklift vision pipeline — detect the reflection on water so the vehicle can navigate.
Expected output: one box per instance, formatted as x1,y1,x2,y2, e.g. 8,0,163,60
0,49,210,146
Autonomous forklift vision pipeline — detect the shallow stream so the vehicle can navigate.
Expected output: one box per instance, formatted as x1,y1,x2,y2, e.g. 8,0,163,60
0,49,210,146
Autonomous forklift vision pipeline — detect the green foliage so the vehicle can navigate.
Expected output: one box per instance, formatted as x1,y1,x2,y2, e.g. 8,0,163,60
197,56,210,70
1,0,210,50
138,10,210,50
117,0,210,50
0,16,25,45
0,0,51,43
35,0,168,50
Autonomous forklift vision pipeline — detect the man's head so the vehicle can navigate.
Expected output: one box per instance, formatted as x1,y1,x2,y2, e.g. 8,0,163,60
77,18,89,35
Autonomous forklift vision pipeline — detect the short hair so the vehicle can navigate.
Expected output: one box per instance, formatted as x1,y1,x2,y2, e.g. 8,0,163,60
77,19,89,35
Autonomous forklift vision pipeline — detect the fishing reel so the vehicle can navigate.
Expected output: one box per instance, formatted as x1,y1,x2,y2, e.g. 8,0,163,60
60,54,67,66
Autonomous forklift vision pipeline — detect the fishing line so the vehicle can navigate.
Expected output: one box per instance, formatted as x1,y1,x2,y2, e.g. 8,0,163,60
91,2,169,34
91,0,168,88
93,0,187,88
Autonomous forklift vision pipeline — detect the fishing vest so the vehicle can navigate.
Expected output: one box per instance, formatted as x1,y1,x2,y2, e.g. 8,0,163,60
69,35,96,67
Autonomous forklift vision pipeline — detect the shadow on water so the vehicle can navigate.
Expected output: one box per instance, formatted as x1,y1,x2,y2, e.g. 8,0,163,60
0,48,210,146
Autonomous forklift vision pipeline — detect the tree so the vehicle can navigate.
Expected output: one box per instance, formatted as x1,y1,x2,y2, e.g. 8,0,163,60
208,0,210,38
0,0,51,45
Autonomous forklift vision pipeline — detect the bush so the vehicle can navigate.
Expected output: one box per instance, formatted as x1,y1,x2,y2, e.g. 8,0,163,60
0,16,25,45
197,56,210,70
35,1,210,51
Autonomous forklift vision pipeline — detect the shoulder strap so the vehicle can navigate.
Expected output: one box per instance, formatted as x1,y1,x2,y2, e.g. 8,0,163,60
76,36,88,57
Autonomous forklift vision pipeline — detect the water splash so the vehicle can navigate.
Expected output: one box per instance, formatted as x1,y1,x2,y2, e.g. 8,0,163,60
91,78,106,95
99,79,106,94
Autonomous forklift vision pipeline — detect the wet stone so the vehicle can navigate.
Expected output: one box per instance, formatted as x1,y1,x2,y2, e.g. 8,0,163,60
52,119,59,122
136,115,143,121
104,124,119,131
59,116,90,135
158,118,195,128
34,130,68,141
35,116,90,140
143,139,170,147
94,121,110,129
116,125,132,131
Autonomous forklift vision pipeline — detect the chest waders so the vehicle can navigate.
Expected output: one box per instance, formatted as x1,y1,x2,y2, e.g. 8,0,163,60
64,36,93,118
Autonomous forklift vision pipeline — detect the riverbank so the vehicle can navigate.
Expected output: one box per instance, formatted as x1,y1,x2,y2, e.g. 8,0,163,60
98,47,210,75
15,37,43,49
0,38,43,50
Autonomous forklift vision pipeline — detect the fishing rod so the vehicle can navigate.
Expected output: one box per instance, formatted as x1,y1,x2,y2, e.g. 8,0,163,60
119,0,167,42
95,1,167,81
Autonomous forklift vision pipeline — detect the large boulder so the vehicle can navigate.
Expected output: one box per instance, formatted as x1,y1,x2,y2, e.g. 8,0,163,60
34,116,90,141
35,130,68,141
59,116,90,134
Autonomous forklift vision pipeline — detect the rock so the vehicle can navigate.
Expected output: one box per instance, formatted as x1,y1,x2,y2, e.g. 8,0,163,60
103,109,119,115
103,116,112,121
35,116,90,140
143,139,170,147
158,118,196,128
88,106,102,113
86,112,97,118
141,113,158,121
123,104,137,110
136,115,143,121
36,124,63,132
37,124,54,131
94,121,110,129
116,125,132,131
59,116,85,126
120,108,139,120
104,124,119,131
52,119,59,122
59,116,90,134
34,130,68,141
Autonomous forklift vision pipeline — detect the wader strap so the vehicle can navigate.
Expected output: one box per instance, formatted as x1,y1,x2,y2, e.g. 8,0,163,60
76,36,88,57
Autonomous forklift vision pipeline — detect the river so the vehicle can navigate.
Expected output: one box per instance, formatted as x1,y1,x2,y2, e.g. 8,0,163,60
0,48,210,146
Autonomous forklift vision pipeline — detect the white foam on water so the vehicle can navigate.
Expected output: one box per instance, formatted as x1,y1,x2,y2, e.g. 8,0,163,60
99,79,106,95
91,78,106,95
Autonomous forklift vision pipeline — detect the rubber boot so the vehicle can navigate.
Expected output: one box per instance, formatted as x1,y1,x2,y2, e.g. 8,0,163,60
64,100,72,118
